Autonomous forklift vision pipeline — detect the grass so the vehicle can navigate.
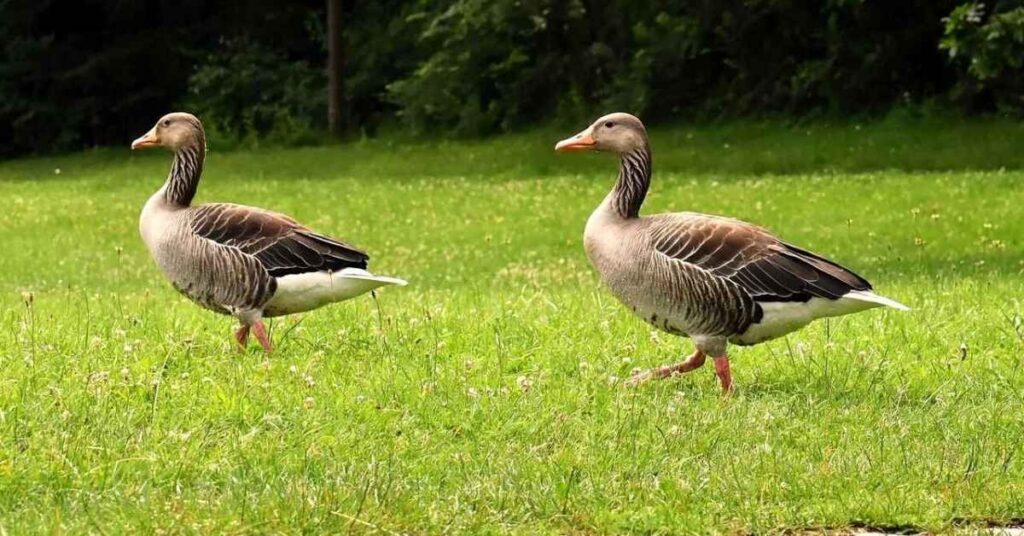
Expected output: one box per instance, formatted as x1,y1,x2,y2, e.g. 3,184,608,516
1,117,1023,534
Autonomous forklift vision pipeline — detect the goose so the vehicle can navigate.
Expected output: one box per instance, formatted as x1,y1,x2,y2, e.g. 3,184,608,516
131,112,406,352
555,113,908,393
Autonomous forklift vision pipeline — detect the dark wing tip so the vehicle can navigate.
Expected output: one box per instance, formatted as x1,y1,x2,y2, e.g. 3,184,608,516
735,242,872,303
295,230,369,262
777,242,873,292
258,230,369,276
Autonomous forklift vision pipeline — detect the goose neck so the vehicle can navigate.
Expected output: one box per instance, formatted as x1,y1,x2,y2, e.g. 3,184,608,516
163,140,205,207
609,145,651,219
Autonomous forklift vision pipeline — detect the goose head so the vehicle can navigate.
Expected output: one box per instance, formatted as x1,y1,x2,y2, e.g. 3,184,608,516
132,112,205,151
555,113,647,155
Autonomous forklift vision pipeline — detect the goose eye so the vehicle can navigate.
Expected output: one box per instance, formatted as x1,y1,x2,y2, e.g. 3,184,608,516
604,121,614,128
161,120,171,127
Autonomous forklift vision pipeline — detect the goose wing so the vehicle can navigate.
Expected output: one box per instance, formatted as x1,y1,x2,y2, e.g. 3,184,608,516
648,212,872,303
189,203,369,277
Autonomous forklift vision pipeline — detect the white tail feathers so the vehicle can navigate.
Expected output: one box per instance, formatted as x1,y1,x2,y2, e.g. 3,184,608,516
843,290,910,311
335,268,408,287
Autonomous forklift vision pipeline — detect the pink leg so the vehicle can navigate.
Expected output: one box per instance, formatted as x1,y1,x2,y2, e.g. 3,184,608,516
234,325,250,350
627,350,706,386
713,355,733,394
251,321,273,353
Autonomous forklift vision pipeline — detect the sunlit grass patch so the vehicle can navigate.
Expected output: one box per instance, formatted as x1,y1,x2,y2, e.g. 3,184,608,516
0,120,1022,533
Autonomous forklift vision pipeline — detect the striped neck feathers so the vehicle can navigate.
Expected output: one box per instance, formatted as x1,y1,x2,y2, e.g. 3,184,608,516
611,145,652,219
163,138,205,206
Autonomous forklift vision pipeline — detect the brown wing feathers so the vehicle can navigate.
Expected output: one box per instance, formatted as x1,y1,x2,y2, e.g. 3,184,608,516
190,204,369,277
652,215,871,303
255,229,369,277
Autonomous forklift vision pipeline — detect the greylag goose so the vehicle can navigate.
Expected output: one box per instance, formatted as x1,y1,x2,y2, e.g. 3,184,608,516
132,112,406,352
555,113,908,393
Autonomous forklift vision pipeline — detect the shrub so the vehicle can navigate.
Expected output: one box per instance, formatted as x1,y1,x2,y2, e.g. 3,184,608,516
387,0,964,135
941,1,1024,112
186,38,325,146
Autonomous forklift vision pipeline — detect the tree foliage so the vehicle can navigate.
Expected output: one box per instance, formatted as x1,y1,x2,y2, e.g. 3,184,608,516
941,1,1024,111
186,39,324,146
1,0,1021,156
387,0,968,133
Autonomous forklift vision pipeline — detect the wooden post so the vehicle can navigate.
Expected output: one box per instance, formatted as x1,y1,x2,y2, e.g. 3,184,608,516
327,0,344,137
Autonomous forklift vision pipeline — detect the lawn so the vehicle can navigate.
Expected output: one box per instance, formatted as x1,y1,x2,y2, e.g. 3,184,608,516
1,117,1023,534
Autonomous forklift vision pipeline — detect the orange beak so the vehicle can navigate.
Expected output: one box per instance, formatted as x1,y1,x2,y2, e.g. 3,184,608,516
131,127,160,150
555,127,596,152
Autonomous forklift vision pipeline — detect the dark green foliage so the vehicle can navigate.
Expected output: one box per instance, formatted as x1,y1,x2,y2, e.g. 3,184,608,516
387,0,964,133
941,1,1024,112
0,0,208,156
1,0,1022,155
387,0,586,135
0,0,325,156
341,0,433,133
186,39,324,147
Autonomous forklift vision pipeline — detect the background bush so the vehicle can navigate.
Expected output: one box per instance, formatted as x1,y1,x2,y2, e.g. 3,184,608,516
941,1,1024,113
186,39,324,147
1,0,1022,156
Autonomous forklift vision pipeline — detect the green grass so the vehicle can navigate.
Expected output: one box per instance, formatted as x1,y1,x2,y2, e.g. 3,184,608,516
1,118,1023,534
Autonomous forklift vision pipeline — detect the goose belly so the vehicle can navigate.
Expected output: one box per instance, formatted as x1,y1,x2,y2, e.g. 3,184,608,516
139,207,230,314
152,241,235,316
731,296,878,346
140,228,253,316
170,279,233,316
598,272,703,338
585,229,700,337
628,298,696,337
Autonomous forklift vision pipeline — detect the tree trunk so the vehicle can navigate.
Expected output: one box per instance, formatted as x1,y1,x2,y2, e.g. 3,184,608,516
326,0,344,138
